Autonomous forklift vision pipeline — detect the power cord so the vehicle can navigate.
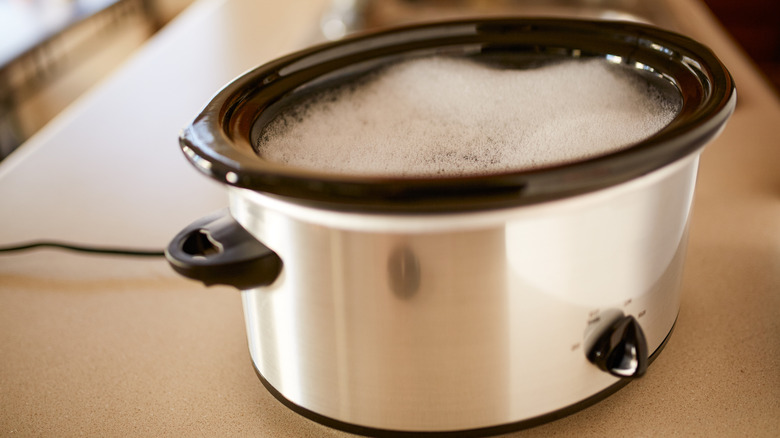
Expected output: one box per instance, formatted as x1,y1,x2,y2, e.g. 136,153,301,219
0,241,165,257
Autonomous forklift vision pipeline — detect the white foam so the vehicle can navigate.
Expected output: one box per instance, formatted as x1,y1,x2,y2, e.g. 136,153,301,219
255,57,679,177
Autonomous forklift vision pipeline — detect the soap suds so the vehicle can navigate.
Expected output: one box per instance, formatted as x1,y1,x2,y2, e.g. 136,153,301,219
255,57,679,177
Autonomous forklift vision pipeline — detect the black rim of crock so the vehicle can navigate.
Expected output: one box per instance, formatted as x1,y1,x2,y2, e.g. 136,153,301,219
180,18,736,213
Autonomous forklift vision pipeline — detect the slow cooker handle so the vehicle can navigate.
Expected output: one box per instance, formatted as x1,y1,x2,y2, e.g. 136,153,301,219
165,209,282,290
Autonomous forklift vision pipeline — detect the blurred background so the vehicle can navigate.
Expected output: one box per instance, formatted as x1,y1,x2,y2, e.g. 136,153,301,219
0,0,777,160
704,0,779,91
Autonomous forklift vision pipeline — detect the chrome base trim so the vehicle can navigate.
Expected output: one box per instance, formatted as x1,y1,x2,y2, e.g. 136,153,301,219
251,318,676,437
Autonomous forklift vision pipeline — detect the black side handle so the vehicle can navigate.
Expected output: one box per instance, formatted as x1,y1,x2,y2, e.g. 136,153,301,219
165,209,283,290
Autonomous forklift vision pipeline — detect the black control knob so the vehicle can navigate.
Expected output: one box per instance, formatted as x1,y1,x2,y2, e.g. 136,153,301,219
587,315,648,378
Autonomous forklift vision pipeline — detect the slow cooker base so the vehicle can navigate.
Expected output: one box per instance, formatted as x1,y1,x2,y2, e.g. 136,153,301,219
250,318,676,437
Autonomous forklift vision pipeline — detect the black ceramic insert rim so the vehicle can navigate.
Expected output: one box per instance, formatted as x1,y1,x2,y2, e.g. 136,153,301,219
180,18,736,213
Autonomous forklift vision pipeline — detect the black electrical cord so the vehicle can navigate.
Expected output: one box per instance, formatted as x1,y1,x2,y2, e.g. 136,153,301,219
0,241,165,257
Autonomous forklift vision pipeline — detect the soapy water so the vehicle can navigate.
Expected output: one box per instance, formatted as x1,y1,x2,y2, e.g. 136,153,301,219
255,56,680,177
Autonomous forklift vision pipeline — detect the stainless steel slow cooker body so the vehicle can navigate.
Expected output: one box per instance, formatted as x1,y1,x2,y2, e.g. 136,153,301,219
167,19,735,435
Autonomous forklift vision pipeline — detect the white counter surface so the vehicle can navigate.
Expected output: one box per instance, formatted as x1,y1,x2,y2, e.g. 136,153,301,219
1,0,778,436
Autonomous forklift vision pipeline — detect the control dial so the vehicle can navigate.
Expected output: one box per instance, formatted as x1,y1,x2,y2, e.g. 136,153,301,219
587,315,648,378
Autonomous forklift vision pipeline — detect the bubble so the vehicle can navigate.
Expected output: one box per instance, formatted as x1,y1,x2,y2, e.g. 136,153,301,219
255,57,679,177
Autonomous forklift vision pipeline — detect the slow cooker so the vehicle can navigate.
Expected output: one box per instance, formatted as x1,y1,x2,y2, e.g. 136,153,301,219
165,18,735,436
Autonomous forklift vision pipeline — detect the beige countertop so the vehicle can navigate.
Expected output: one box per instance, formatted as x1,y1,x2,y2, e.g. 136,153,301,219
1,0,778,436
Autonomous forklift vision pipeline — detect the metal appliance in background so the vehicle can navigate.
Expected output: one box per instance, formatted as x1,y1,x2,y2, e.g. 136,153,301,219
319,0,685,40
166,18,735,436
